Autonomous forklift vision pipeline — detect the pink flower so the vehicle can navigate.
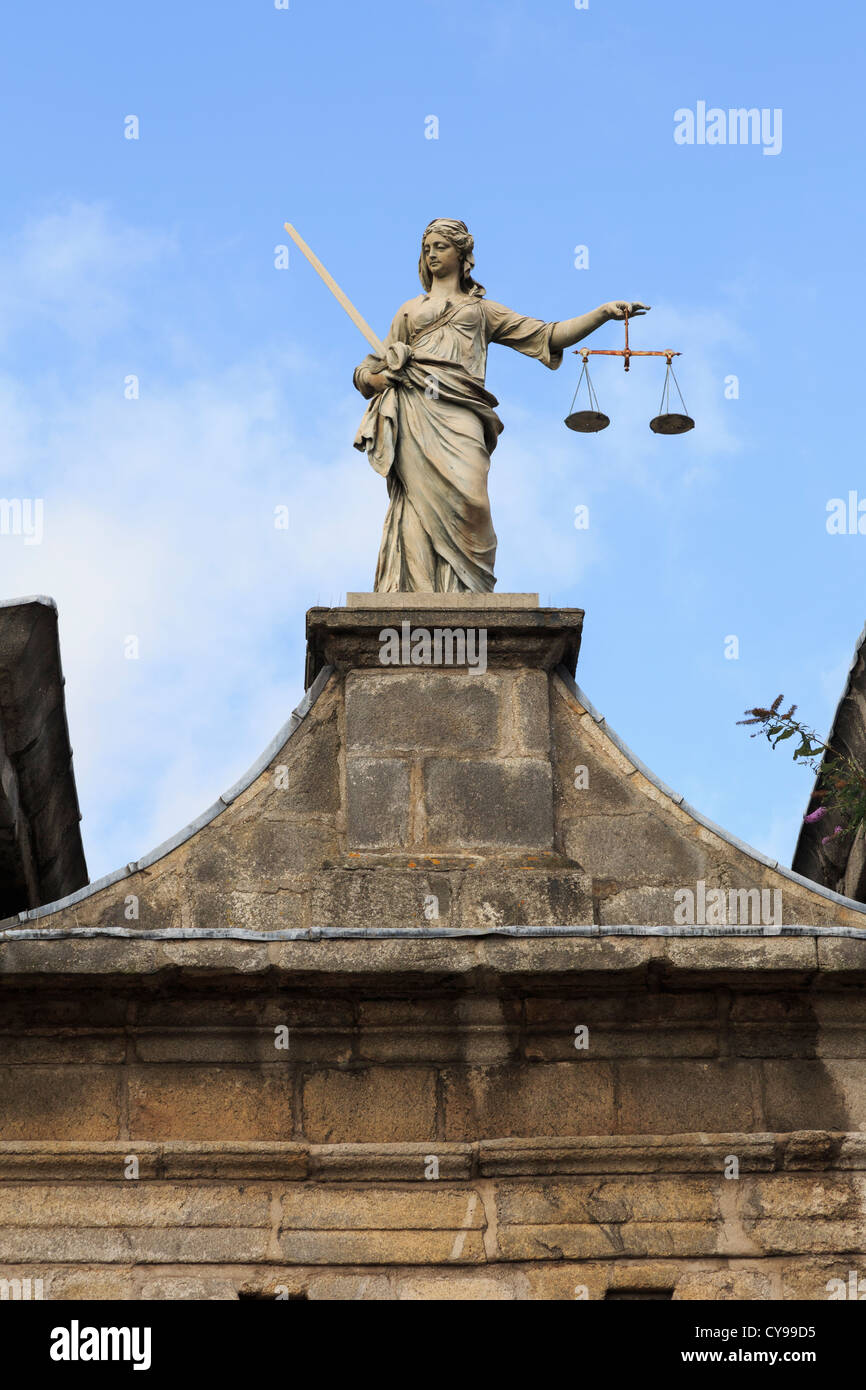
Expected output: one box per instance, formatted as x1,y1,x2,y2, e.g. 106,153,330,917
821,826,844,845
804,807,826,823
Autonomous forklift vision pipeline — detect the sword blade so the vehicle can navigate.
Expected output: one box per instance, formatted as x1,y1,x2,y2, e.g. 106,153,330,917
284,223,385,356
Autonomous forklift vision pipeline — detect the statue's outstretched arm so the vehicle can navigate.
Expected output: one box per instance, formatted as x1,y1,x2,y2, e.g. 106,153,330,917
550,301,650,351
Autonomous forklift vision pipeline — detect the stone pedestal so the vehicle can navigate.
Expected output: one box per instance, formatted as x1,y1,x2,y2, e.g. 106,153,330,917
307,596,583,861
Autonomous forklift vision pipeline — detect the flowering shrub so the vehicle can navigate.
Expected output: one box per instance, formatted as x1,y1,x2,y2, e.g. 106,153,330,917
738,695,866,844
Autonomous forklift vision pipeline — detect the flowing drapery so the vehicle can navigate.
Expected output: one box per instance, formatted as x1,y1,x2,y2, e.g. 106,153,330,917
354,296,562,592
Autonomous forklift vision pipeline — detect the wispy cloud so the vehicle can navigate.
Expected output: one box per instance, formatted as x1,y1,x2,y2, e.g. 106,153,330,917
0,201,174,346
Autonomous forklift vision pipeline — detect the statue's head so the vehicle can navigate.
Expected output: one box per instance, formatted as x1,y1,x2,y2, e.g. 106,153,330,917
419,219,485,297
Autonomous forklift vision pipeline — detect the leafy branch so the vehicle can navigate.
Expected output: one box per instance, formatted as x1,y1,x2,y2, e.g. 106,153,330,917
738,694,866,845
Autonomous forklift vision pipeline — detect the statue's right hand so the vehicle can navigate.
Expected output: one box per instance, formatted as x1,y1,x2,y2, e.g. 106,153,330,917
365,370,393,393
384,342,413,374
603,301,651,320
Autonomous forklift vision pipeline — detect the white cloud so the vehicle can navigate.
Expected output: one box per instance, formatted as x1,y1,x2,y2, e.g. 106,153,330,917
0,202,174,346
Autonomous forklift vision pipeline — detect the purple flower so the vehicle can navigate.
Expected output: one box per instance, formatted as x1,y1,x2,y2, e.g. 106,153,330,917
820,826,844,845
804,807,826,823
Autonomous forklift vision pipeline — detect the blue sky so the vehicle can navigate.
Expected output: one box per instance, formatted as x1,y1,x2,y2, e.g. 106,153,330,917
0,0,863,882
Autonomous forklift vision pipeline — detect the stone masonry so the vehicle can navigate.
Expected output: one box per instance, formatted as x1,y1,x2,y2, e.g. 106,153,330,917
2,596,866,1300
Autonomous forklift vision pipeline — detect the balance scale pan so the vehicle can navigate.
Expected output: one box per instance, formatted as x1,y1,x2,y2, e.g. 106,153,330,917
649,413,695,435
565,410,610,434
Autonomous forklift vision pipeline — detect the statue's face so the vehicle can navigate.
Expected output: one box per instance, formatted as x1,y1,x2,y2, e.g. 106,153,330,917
423,234,460,281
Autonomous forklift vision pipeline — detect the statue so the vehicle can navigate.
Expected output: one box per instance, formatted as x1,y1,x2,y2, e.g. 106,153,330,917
352,218,649,593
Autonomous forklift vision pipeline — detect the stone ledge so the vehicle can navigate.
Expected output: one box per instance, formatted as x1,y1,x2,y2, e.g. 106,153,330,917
0,1257,853,1300
0,929,845,985
305,605,583,685
0,1133,862,1182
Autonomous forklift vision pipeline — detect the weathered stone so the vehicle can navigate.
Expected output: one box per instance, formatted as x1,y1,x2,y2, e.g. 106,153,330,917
277,1228,487,1265
495,1178,720,1226
72,867,181,932
745,1218,866,1255
508,672,551,755
780,1258,863,1300
425,758,553,849
161,1143,308,1180
229,819,340,884
301,1068,437,1143
0,1068,120,1140
306,606,583,681
132,1022,349,1065
498,1220,719,1261
346,671,501,752
0,1226,272,1264
313,868,452,929
616,1060,760,1133
597,886,686,926
309,1142,473,1181
306,1273,393,1299
454,867,593,929
0,1183,272,1227
442,1063,615,1139
346,757,410,849
392,1273,520,1300
761,1061,852,1132
673,1269,776,1300
738,1175,860,1221
3,601,866,1302
525,991,717,1060
0,1033,126,1065
139,1277,239,1300
562,813,706,886
128,1067,293,1140
280,1186,484,1230
272,706,341,814
357,996,520,1064
551,700,646,818
39,1268,138,1301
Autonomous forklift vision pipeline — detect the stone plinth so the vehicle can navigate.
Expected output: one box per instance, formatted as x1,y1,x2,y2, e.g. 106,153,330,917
345,592,540,609
305,598,583,686
308,598,584,859
309,598,582,859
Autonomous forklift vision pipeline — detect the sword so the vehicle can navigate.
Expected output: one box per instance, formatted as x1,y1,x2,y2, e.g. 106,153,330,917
284,222,385,356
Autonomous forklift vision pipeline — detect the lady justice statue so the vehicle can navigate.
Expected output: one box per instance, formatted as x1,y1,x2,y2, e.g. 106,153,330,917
350,219,649,593
287,216,648,593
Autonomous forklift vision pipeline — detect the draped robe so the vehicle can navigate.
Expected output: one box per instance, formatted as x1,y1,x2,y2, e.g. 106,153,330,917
353,294,562,592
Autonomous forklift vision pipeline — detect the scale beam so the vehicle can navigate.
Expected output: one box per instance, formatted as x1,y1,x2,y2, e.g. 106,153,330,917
578,347,681,372
574,310,680,371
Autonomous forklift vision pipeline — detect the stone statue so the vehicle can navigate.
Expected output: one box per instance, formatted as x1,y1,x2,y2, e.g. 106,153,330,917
353,218,649,593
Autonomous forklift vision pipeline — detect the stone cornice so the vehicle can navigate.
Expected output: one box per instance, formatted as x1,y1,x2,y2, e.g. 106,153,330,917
0,926,865,986
0,1133,861,1182
304,604,584,686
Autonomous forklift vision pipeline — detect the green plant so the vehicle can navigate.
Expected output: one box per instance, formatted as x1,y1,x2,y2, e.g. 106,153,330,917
738,695,866,844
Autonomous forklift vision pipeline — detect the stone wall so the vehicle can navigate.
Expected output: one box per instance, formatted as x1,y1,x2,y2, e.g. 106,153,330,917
2,600,866,1300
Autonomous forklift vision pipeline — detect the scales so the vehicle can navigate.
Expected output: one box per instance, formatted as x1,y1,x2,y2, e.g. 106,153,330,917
564,310,694,435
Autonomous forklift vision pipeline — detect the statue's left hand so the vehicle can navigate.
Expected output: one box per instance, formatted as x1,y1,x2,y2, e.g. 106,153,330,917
604,301,651,320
